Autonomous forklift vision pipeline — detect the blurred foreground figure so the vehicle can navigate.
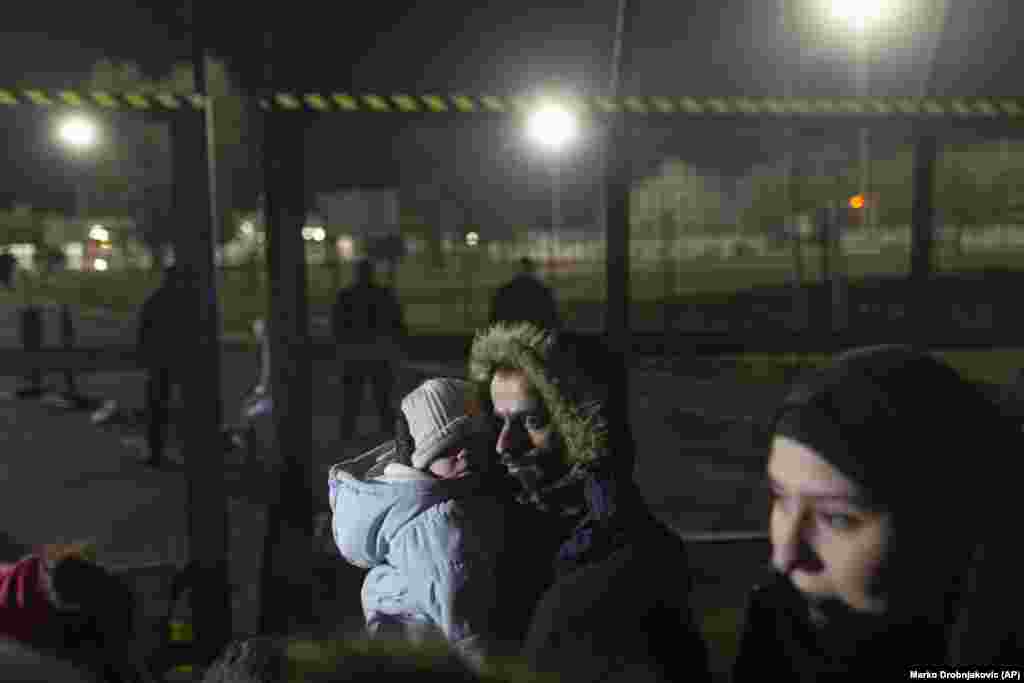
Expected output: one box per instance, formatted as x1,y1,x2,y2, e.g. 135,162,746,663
201,636,547,682
734,345,1024,680
0,638,92,683
0,542,143,682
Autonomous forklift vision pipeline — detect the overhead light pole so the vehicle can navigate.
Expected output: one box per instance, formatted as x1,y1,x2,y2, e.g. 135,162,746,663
54,113,102,402
830,0,886,229
526,100,579,276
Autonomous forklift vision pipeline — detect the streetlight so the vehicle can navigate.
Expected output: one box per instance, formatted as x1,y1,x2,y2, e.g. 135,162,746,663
829,0,886,230
56,113,101,247
53,113,101,402
526,103,579,152
526,101,580,273
829,0,887,31
58,116,98,150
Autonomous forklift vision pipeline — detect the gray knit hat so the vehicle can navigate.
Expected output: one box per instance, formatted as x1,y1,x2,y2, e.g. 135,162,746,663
402,378,477,470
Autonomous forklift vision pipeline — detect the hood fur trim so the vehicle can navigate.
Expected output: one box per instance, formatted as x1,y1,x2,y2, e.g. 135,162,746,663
468,322,608,466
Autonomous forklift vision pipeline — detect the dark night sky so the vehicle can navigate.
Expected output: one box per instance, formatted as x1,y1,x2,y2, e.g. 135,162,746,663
0,0,1019,227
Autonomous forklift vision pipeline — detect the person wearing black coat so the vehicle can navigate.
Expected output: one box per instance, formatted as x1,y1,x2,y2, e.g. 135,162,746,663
733,345,1024,680
489,258,560,334
467,322,711,682
332,259,406,441
136,265,188,467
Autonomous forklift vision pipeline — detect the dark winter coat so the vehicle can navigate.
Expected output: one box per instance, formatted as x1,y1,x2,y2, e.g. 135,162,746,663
467,323,711,682
331,282,406,362
137,275,188,370
733,571,952,681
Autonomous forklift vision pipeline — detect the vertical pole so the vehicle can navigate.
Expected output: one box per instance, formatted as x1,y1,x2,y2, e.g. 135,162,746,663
660,189,673,334
551,162,560,282
779,0,807,333
60,303,77,398
856,35,872,230
909,132,937,327
605,0,632,431
172,18,231,664
259,37,315,634
830,204,845,335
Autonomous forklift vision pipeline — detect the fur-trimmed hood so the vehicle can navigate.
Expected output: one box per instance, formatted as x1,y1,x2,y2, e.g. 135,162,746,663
467,322,612,468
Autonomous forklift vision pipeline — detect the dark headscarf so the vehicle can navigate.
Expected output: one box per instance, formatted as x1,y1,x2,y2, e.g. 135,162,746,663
770,344,1023,664
772,345,999,508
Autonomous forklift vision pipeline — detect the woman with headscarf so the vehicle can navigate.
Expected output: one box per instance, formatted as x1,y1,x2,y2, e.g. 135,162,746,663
733,344,1023,678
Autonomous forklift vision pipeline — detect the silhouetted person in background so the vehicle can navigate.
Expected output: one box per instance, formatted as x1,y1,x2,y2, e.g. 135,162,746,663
489,258,560,333
333,259,406,441
137,264,187,467
0,251,15,290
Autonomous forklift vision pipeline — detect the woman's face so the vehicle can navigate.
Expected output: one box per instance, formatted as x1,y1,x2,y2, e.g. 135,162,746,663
767,435,893,614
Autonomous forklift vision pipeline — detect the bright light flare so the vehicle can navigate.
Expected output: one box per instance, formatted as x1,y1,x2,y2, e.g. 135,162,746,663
89,226,109,241
93,258,108,271
302,226,326,242
526,103,579,151
830,0,887,30
465,231,480,247
57,116,98,149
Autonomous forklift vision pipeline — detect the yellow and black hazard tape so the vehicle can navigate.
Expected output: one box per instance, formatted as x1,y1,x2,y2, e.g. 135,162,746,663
0,89,205,110
2,89,1023,118
255,94,1024,118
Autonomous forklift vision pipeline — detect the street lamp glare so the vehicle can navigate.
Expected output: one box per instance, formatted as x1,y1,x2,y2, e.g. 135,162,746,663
830,0,887,29
526,104,578,151
58,116,98,149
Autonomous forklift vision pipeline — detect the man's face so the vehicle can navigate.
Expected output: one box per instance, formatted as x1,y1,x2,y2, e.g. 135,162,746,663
490,369,568,495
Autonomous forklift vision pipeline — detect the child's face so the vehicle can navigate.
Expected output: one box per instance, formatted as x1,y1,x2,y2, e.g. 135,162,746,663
428,448,471,479
428,438,492,479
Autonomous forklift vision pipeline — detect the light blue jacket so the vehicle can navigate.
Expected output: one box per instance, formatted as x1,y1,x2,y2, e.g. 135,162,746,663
328,442,504,665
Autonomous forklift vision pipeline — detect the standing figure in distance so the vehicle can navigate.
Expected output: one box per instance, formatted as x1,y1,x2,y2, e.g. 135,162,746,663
489,257,561,333
137,264,187,467
0,250,16,290
333,259,406,442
